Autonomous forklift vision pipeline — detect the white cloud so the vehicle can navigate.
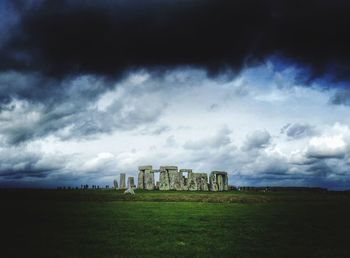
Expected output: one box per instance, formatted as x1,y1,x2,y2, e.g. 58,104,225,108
306,135,347,159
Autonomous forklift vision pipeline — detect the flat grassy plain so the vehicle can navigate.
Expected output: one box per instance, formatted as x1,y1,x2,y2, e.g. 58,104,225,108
1,189,350,257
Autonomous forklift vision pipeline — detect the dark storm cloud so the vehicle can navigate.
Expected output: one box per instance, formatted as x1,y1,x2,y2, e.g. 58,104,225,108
0,73,108,143
1,0,350,81
0,73,165,144
235,153,350,189
330,89,350,106
0,147,65,180
0,71,107,105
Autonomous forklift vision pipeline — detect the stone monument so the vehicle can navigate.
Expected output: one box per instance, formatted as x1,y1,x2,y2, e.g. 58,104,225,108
209,171,228,191
113,179,118,189
120,173,126,189
137,166,155,190
137,165,226,191
127,176,136,189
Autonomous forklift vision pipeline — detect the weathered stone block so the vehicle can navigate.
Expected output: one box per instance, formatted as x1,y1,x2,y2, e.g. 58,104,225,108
138,165,152,170
144,170,155,190
209,171,228,191
159,166,184,190
120,173,126,189
138,166,154,190
187,173,208,191
168,170,183,190
179,169,192,173
113,179,118,189
159,169,170,190
160,166,178,170
124,188,135,195
137,170,144,189
198,173,209,191
127,176,135,189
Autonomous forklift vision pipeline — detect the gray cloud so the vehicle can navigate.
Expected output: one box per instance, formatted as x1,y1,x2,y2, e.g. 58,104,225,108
183,126,232,150
208,103,219,112
234,150,350,189
0,147,66,180
139,125,170,136
238,151,289,176
0,146,124,187
330,89,350,106
281,123,315,139
0,72,166,144
306,146,347,160
241,130,271,151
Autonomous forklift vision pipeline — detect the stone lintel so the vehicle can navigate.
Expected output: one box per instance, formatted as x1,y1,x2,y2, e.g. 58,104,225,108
211,171,228,176
160,166,178,170
138,165,153,170
192,172,207,177
179,169,192,172
152,169,160,173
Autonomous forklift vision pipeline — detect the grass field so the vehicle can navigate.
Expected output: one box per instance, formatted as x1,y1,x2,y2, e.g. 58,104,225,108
1,189,350,257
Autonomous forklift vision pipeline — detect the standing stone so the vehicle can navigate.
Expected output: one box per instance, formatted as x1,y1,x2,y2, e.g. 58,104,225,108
217,174,224,191
127,176,135,189
159,166,180,190
137,169,145,189
145,171,154,190
209,171,228,191
159,170,169,190
180,169,192,191
113,179,118,189
138,166,153,190
198,173,209,191
187,172,208,191
120,173,126,189
224,174,228,191
187,172,198,191
209,172,218,191
159,166,170,190
168,167,182,190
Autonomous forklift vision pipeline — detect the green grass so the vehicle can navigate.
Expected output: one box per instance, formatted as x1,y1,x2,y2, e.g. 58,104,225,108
1,189,350,257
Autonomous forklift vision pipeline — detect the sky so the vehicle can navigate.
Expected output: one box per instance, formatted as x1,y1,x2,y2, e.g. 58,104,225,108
1,0,350,189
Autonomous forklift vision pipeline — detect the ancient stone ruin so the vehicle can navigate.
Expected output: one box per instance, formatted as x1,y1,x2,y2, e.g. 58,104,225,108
113,179,118,189
127,176,136,189
137,166,155,190
120,173,126,189
137,166,228,191
209,171,229,191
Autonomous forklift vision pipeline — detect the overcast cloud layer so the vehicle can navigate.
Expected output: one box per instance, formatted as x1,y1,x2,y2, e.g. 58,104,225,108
1,1,350,189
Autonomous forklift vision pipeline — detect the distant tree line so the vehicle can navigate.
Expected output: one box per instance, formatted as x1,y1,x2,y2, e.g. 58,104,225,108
57,184,110,190
236,186,327,192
